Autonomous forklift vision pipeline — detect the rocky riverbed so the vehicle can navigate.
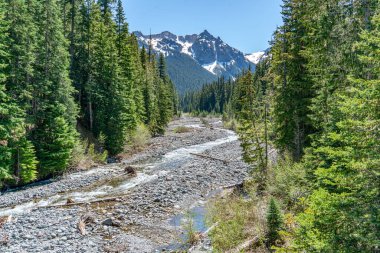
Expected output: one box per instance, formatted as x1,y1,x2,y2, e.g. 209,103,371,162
0,117,249,253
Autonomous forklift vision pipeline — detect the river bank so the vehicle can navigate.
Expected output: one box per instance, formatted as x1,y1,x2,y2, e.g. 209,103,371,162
0,117,249,253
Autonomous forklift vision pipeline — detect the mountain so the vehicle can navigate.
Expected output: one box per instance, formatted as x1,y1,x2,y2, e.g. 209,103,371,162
134,30,260,94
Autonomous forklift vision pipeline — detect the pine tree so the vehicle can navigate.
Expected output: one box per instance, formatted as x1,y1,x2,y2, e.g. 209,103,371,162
270,0,314,160
266,198,284,248
235,70,268,190
156,53,175,133
296,11,380,252
107,0,138,153
129,34,146,122
0,0,37,186
5,0,37,112
98,0,115,16
32,0,78,178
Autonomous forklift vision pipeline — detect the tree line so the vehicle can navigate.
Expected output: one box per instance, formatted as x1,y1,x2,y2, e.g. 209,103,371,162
0,0,177,188
185,0,379,251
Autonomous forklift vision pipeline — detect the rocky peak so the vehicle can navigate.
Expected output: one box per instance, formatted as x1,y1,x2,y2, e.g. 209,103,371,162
134,30,256,78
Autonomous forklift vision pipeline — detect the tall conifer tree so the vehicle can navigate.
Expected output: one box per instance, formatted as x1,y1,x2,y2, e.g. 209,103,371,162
32,0,78,178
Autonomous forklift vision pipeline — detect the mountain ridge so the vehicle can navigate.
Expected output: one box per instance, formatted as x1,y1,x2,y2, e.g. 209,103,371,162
134,30,264,94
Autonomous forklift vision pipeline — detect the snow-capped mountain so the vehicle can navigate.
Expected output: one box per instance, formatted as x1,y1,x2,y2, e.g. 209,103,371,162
134,30,264,93
134,30,256,77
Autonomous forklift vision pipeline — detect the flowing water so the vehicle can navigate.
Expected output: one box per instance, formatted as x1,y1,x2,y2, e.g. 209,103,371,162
0,129,237,217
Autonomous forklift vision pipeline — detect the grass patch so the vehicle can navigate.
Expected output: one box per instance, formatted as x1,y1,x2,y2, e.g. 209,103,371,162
207,192,267,252
173,126,192,133
182,211,202,246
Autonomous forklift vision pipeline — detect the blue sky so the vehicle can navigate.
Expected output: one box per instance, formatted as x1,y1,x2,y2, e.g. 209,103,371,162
122,0,283,53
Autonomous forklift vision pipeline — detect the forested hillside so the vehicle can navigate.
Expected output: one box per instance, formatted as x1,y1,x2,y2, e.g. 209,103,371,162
185,0,380,251
0,0,177,189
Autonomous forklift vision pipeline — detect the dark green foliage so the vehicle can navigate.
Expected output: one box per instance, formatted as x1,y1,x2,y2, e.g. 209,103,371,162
0,0,177,187
196,0,380,251
295,10,380,252
0,0,37,187
33,105,77,178
31,0,78,178
235,69,269,190
266,198,283,248
181,77,234,114
270,0,314,160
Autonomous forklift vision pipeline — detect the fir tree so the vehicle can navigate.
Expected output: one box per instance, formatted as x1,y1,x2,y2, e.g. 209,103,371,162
266,198,284,248
235,70,268,190
32,0,78,178
270,0,314,160
0,0,37,186
296,11,380,252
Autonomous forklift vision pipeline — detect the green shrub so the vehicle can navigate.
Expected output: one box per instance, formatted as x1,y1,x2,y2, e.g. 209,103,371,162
88,143,108,164
223,118,239,131
126,123,151,152
70,139,107,170
267,155,309,210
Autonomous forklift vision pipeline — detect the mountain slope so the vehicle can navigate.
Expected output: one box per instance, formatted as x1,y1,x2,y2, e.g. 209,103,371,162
134,30,258,94
166,53,218,94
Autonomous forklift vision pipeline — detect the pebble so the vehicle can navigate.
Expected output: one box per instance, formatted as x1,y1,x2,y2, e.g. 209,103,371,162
0,117,249,253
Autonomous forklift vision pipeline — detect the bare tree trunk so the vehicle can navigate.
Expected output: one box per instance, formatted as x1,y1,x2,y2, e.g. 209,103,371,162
89,99,93,131
264,103,268,168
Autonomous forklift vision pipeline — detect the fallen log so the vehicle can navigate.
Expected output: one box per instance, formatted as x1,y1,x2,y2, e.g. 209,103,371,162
223,182,244,189
226,236,260,253
40,196,120,209
190,153,229,164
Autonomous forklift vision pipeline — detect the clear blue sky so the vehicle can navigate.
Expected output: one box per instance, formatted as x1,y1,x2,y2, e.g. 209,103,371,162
122,0,283,53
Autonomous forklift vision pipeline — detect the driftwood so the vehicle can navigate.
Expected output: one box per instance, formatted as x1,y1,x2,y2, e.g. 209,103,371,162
77,220,86,235
41,196,120,209
223,182,244,190
66,198,75,204
226,236,260,253
77,213,96,236
0,215,11,229
190,153,229,164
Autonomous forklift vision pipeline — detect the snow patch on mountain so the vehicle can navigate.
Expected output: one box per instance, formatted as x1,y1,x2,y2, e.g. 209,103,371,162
245,51,266,64
176,37,193,56
202,61,227,75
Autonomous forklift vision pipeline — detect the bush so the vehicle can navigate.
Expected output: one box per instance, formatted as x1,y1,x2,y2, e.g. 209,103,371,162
88,143,108,164
126,123,151,153
267,155,309,210
223,118,239,131
70,139,108,170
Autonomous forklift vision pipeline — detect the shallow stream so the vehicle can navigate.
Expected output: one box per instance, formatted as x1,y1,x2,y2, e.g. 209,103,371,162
0,128,237,217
